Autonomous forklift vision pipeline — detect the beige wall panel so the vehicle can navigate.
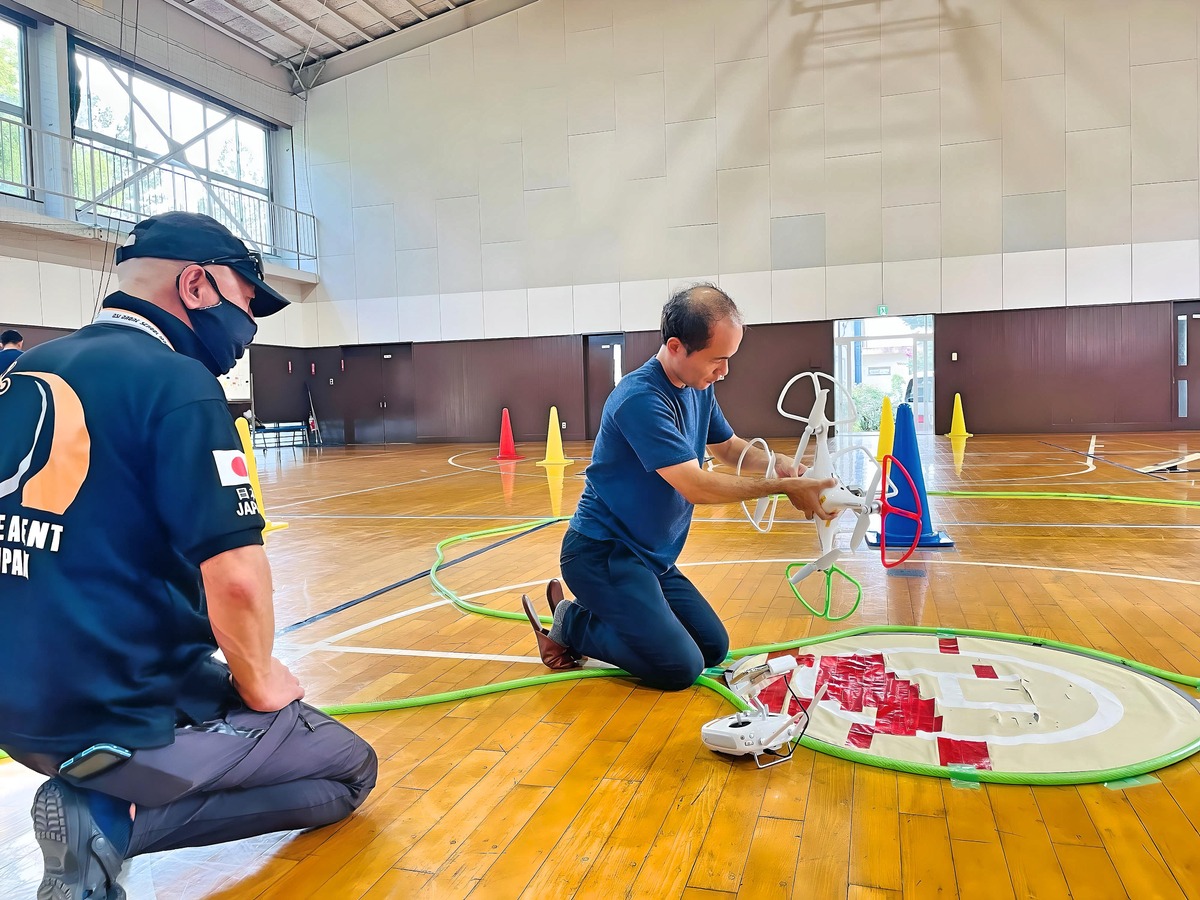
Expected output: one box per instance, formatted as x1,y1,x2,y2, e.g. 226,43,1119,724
883,258,941,315
522,86,571,190
472,14,524,144
567,27,616,136
310,162,354,257
357,297,401,344
571,131,619,230
719,270,772,324
525,187,575,288
664,0,716,122
352,205,398,300
882,91,940,208
824,0,880,47
1065,126,1131,248
665,119,718,227
566,0,612,32
440,291,485,341
393,193,437,252
666,224,719,278
527,285,574,335
396,248,440,297
941,0,1001,29
572,282,621,334
714,0,768,63
883,203,941,262
767,0,823,110
315,297,359,345
825,153,883,266
1129,0,1197,65
771,266,826,322
435,197,482,295
715,58,770,170
614,0,665,76
1066,244,1131,306
617,72,667,181
1003,75,1066,196
305,79,349,165
941,253,1002,312
1133,239,1200,301
942,140,1003,257
1064,0,1130,132
941,24,1002,145
481,242,525,293
881,0,940,96
619,279,670,332
620,177,669,281
483,289,530,339
825,262,883,318
348,66,396,210
770,105,825,218
519,0,566,90
1131,61,1199,185
395,294,440,342
717,166,771,273
1132,180,1200,243
1003,191,1066,253
479,143,527,246
1003,249,1066,309
824,41,882,158
771,214,825,270
1001,0,1065,80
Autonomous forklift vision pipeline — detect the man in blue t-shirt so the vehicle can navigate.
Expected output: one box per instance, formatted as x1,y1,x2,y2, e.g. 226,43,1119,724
522,284,835,690
0,212,376,899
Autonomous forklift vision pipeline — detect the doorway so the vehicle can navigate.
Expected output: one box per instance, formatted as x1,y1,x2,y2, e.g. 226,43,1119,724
833,315,934,433
1174,301,1200,423
340,344,417,444
584,334,625,439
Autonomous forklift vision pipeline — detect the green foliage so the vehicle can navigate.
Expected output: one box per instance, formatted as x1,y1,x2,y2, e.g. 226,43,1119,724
852,382,886,431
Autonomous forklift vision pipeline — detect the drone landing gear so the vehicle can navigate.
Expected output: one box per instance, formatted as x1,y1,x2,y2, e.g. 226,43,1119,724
784,561,863,622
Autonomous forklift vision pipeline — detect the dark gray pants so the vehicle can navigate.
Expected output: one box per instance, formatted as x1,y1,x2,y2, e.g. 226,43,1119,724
7,701,377,856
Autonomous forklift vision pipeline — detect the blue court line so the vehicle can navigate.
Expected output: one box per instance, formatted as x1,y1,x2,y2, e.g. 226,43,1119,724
277,519,560,635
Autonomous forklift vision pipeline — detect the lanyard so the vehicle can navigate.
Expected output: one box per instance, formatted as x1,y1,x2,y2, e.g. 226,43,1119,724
92,308,175,351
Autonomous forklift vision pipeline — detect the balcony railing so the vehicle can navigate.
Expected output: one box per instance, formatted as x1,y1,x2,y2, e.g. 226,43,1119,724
0,114,317,266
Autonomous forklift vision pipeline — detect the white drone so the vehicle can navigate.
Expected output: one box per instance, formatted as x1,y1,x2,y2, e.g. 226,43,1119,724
736,372,922,620
700,654,828,767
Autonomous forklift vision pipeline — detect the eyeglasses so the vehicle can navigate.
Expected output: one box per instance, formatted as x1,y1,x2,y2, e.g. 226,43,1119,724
197,250,264,280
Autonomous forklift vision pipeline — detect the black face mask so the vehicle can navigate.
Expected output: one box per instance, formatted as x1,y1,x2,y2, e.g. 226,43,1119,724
180,271,258,376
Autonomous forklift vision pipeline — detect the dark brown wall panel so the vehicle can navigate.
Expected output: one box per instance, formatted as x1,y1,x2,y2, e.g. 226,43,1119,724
413,336,586,442
934,303,1173,433
1,324,73,349
249,345,310,423
715,321,835,438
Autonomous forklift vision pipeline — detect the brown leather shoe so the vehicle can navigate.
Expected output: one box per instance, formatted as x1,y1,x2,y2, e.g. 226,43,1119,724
546,578,565,613
522,594,581,671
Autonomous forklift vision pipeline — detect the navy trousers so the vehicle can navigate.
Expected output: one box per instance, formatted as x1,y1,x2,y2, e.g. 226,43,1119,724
559,528,729,691
8,700,377,857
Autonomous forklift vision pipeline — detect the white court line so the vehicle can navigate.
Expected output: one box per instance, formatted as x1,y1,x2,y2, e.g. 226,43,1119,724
295,645,541,663
447,450,587,479
273,469,469,509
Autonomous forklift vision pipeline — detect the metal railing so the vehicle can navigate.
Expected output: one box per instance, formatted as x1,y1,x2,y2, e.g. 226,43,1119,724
0,114,317,265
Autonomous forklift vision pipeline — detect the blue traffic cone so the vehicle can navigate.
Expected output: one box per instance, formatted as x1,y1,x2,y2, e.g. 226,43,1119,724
866,402,954,549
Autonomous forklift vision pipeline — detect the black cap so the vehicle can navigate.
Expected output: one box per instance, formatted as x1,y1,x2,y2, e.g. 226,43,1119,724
114,211,290,318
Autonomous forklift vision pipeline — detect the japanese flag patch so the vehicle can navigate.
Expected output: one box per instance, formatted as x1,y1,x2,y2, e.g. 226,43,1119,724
213,449,252,486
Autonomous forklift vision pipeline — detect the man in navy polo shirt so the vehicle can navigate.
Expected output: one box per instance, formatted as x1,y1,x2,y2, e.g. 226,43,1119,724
0,212,376,899
523,284,835,690
0,328,23,370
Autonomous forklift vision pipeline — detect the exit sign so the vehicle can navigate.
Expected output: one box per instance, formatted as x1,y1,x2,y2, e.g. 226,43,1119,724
877,304,888,316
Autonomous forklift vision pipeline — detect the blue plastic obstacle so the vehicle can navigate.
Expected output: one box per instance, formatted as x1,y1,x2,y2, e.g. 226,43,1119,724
866,401,954,549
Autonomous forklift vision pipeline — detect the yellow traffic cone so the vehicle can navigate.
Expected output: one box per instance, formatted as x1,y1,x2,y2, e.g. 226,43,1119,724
948,393,973,438
235,417,288,538
876,395,895,461
537,406,572,466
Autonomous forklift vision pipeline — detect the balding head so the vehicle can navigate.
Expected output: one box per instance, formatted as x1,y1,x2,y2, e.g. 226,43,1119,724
660,283,743,354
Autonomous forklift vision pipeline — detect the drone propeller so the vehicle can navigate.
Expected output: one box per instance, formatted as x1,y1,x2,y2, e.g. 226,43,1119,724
849,461,883,549
737,438,779,533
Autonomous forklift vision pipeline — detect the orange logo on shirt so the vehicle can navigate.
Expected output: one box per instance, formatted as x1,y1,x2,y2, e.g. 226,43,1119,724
0,372,90,515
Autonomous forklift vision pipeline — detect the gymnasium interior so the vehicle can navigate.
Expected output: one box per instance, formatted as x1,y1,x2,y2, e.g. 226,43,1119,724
3,0,1200,897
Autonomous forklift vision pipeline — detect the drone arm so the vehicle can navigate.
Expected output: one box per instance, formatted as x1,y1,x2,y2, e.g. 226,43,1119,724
709,434,800,476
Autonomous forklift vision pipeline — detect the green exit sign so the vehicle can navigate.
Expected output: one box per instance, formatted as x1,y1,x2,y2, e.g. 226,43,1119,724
877,304,888,316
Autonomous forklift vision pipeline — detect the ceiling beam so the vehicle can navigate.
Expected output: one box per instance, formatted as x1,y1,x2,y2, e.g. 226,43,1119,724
302,0,536,87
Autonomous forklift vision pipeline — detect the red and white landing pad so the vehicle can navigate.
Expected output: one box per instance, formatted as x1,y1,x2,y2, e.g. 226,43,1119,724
754,632,1200,778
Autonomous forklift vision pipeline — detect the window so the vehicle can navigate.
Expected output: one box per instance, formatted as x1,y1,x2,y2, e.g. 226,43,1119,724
0,15,28,197
71,46,273,251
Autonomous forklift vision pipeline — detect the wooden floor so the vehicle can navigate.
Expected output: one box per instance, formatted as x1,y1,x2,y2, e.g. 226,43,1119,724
4,431,1200,899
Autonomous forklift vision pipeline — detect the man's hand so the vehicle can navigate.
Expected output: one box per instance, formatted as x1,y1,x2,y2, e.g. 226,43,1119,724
233,656,304,712
783,475,838,520
773,457,799,479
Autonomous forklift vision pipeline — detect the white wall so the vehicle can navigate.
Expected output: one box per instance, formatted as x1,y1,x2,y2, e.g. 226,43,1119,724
299,0,1200,346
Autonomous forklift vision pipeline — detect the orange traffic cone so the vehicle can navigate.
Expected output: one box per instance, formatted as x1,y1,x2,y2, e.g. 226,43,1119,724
492,408,525,460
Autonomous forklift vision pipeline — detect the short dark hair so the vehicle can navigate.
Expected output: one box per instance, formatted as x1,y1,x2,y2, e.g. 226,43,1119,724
660,283,743,354
0,329,21,345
